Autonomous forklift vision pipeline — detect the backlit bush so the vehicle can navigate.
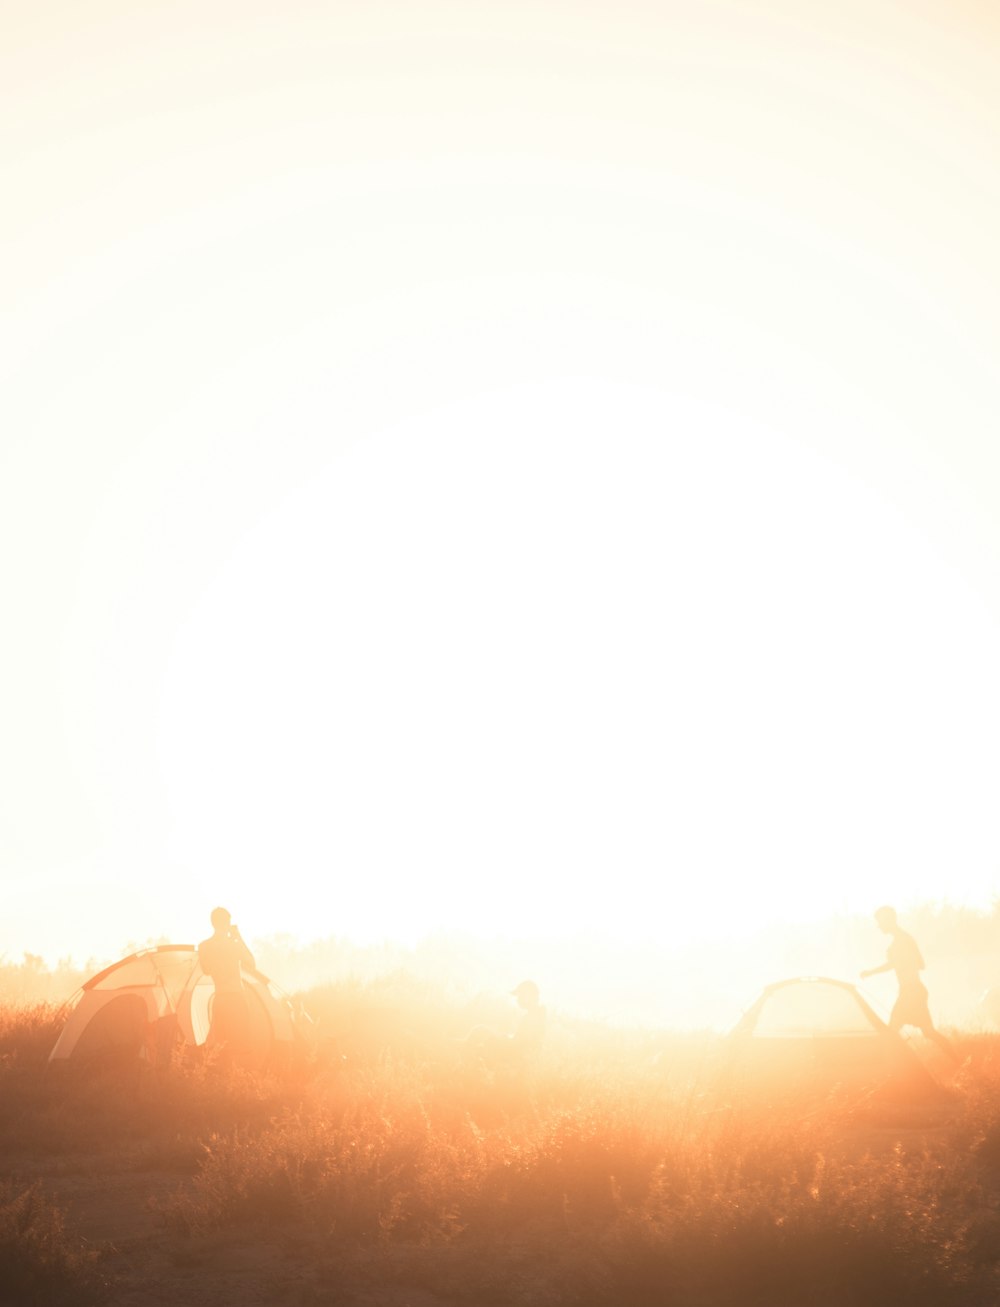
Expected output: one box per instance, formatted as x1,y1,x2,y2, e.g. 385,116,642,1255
0,1181,104,1305
3,988,999,1305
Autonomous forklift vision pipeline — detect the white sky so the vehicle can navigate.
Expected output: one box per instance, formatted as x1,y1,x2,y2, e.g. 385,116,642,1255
3,0,1000,975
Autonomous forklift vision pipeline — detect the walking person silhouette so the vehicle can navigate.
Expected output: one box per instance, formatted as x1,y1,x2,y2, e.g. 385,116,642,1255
860,905,959,1064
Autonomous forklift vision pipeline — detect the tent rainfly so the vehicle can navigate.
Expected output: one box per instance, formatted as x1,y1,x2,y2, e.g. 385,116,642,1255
729,975,944,1098
48,944,297,1068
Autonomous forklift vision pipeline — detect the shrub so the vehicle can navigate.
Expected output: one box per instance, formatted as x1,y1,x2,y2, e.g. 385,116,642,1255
8,986,1000,1306
0,1181,105,1305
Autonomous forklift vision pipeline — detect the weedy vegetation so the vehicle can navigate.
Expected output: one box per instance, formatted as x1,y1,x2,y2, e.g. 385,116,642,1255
1,980,999,1304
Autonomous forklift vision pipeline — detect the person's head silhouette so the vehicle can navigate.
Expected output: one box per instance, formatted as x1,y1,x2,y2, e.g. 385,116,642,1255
874,905,898,934
211,906,232,933
511,979,540,1010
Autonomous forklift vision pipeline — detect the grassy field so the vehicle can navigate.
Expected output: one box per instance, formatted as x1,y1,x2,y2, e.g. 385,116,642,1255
1,981,999,1306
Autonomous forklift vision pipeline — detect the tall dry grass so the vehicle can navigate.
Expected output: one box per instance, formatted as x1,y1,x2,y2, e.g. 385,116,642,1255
0,1179,105,1304
1,983,997,1305
164,1058,985,1304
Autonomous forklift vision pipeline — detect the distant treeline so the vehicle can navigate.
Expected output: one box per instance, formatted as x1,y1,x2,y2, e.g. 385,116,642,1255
6,897,1000,1028
0,954,92,1006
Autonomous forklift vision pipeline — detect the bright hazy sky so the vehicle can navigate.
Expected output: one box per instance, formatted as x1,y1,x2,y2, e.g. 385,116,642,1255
3,0,1000,967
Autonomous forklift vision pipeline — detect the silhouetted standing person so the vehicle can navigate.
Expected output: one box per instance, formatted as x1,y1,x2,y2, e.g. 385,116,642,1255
861,905,959,1063
198,907,255,1060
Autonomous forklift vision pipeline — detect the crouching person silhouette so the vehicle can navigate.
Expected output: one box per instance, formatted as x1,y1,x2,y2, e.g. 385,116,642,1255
460,980,547,1070
198,907,256,1065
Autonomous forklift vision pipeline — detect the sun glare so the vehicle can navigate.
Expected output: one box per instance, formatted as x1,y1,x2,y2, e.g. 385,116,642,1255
156,379,1000,951
4,0,999,1000
6,3,1000,1295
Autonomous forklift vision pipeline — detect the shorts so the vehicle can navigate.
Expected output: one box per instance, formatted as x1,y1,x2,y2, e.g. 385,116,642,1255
890,981,933,1032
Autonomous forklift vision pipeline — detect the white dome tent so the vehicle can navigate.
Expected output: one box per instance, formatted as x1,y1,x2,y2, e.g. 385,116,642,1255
729,976,945,1098
48,944,297,1069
